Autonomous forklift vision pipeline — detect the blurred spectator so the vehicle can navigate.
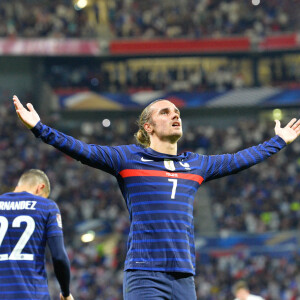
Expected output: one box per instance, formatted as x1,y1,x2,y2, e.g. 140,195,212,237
0,0,97,38
109,0,298,39
0,0,298,39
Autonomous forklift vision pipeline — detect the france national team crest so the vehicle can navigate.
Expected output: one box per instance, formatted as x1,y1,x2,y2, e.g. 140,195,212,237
164,159,176,171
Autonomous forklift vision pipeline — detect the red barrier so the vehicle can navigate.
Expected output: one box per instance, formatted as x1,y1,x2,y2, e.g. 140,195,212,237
110,37,251,55
259,33,299,50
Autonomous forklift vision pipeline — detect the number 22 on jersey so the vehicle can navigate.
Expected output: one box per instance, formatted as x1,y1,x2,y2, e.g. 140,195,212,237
0,215,35,261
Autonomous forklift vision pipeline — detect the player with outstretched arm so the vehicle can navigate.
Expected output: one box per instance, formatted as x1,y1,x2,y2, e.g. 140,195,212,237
13,95,300,300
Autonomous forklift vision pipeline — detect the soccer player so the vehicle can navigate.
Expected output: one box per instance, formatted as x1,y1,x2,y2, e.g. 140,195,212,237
13,95,300,300
0,169,74,300
233,280,265,300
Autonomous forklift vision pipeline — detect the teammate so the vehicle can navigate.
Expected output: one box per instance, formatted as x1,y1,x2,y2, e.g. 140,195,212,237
233,280,265,300
13,95,300,300
0,169,74,300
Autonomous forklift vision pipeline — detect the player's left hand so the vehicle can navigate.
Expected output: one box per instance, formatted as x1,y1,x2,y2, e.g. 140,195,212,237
275,118,300,144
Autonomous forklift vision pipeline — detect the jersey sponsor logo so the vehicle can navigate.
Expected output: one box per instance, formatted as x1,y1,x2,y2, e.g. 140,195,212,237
0,201,37,210
164,159,175,171
56,214,63,228
141,157,154,162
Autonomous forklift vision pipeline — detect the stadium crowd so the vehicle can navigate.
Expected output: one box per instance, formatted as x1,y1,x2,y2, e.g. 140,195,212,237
1,98,300,299
46,55,300,94
0,0,298,39
47,60,247,93
109,0,298,39
0,0,97,38
1,0,299,299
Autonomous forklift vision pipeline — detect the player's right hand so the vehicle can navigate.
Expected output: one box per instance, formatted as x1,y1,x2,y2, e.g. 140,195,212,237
60,293,74,300
13,95,40,129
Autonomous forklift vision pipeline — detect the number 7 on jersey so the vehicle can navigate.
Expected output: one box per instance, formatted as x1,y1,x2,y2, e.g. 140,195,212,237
168,178,178,199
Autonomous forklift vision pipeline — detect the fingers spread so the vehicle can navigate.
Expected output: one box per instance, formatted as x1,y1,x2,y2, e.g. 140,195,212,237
286,118,297,128
291,119,300,130
13,95,24,110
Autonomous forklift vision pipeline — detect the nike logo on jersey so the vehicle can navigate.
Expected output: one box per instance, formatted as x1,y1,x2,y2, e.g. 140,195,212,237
180,161,191,170
141,157,154,162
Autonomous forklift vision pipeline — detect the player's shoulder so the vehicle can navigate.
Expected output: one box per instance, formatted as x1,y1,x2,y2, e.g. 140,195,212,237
0,192,59,212
113,144,147,156
110,144,141,153
178,150,199,160
114,144,142,150
27,193,59,210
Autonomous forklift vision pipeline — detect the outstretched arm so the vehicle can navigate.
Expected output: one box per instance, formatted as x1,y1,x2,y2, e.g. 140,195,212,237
202,118,300,182
13,95,122,175
13,95,40,129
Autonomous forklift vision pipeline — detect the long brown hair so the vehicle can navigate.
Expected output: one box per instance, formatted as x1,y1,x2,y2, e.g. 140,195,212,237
134,99,162,147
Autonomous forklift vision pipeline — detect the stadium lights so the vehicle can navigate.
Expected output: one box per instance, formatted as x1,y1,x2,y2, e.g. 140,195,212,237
252,0,260,5
81,230,96,243
102,119,111,127
272,108,282,121
74,0,88,10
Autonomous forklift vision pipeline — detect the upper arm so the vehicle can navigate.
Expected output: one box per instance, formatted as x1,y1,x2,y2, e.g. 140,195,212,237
46,202,63,239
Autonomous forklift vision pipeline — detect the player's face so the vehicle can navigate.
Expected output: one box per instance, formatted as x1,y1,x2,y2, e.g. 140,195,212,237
146,100,182,143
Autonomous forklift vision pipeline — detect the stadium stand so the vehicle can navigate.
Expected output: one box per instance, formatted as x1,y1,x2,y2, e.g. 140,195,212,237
0,0,299,299
0,0,298,39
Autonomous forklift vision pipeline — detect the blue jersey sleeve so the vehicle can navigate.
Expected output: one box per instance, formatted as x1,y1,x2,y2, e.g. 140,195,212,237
47,201,64,238
200,135,286,182
48,236,70,297
31,121,124,176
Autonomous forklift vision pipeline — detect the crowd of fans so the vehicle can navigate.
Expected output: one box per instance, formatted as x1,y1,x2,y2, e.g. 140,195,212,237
1,0,299,299
47,60,247,94
0,0,97,38
46,54,300,94
1,98,300,299
0,0,298,39
109,0,298,39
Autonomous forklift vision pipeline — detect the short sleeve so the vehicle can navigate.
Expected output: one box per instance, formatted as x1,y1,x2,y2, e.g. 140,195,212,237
46,201,64,238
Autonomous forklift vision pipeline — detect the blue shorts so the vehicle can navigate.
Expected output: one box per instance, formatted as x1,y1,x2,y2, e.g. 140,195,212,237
123,270,196,300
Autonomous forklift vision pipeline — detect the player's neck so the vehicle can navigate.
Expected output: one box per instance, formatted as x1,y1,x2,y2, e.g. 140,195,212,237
14,185,34,194
149,140,177,155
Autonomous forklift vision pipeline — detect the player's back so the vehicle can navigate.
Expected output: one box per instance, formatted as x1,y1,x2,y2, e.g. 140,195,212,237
0,191,61,300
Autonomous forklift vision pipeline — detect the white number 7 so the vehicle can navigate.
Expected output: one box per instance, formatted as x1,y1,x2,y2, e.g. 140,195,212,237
168,179,178,199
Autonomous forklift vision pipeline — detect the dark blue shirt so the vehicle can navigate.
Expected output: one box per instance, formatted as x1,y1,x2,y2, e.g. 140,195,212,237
0,191,63,299
32,121,286,274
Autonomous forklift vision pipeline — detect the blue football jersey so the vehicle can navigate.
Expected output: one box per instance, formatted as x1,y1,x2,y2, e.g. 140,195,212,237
32,122,286,274
0,191,63,300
